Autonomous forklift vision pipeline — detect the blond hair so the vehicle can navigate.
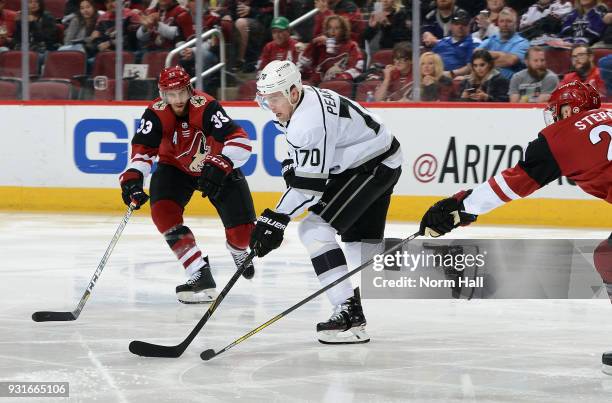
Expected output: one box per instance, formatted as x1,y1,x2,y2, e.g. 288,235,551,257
324,15,351,43
392,0,402,13
574,0,603,15
420,52,444,81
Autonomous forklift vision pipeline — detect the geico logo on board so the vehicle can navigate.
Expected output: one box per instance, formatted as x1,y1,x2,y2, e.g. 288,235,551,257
73,118,285,177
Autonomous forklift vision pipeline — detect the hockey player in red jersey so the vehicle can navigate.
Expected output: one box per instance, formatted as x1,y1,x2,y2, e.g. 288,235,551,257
419,80,612,374
119,66,256,304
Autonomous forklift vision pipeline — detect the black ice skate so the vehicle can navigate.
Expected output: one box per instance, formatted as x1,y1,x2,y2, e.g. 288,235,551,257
227,242,255,279
317,288,370,344
176,257,218,304
603,351,612,375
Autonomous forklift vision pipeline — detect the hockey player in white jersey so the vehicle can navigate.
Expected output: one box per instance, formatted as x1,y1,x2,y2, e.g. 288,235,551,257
250,60,403,344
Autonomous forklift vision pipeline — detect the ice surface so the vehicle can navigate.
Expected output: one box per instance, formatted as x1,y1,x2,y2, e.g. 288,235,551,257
1,212,611,402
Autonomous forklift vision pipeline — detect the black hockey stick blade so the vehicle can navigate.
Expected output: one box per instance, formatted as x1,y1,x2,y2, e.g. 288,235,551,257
32,311,77,322
32,204,135,323
200,232,420,361
129,251,256,358
129,340,184,358
200,349,216,361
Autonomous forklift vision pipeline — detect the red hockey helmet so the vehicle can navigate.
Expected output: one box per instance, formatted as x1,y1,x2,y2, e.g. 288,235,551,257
544,80,601,126
158,65,192,91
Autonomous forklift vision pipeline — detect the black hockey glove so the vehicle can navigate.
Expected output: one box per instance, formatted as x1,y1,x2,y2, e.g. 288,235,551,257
281,158,295,188
250,208,291,257
198,154,233,199
119,169,149,209
420,190,478,237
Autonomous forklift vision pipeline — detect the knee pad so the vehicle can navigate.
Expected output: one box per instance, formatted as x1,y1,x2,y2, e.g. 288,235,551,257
298,213,338,257
225,222,254,250
151,199,184,234
344,241,385,270
594,238,612,283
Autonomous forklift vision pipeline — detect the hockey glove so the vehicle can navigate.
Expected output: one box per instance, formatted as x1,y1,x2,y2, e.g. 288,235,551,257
198,154,233,199
420,190,478,237
119,169,149,209
250,208,290,257
281,159,295,188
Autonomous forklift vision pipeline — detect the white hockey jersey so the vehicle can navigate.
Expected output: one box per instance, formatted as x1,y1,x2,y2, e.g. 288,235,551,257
273,85,403,218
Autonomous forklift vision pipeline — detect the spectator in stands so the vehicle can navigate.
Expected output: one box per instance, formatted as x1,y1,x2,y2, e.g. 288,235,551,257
598,53,612,97
0,0,16,52
256,16,300,72
299,14,363,85
560,0,608,45
59,0,99,58
424,9,475,78
420,51,456,101
222,0,274,73
137,0,194,52
477,7,529,80
374,41,412,101
92,0,140,52
14,0,60,53
519,0,574,42
312,0,363,43
422,0,466,40
363,0,410,50
458,48,509,101
471,0,505,43
509,45,559,102
559,44,607,95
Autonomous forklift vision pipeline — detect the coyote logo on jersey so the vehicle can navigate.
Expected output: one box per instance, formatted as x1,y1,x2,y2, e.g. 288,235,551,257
189,136,210,172
318,53,349,82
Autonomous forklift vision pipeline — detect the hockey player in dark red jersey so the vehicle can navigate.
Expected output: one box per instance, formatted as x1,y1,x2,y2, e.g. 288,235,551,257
119,66,256,304
419,80,612,374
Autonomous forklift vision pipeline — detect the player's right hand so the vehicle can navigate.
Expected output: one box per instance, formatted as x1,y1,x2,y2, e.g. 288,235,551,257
419,190,477,237
119,169,149,210
281,159,295,188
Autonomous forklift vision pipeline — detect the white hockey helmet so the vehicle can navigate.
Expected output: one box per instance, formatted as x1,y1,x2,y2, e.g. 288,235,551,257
256,60,303,109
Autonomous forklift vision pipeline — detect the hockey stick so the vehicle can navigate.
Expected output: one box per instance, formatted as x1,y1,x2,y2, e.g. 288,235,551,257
32,203,136,322
128,251,256,358
201,231,421,361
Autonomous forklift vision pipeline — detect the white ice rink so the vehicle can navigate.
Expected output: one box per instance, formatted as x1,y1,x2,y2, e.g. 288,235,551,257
1,211,612,402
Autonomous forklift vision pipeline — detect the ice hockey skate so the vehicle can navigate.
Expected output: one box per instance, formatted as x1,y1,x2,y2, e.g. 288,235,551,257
317,288,370,344
603,351,612,375
176,258,218,304
227,242,255,279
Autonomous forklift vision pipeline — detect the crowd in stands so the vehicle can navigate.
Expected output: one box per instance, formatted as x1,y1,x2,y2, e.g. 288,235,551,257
1,0,612,101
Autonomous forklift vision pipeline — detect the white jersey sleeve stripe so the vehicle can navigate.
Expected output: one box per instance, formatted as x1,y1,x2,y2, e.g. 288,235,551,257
128,161,152,177
494,173,521,200
463,182,506,215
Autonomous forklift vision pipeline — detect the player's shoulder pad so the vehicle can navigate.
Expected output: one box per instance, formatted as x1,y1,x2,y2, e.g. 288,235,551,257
149,97,169,111
190,90,215,109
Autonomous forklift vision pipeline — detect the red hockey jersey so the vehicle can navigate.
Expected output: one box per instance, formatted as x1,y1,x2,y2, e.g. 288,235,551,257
128,90,251,178
463,108,612,215
257,38,300,71
140,3,194,50
299,40,364,84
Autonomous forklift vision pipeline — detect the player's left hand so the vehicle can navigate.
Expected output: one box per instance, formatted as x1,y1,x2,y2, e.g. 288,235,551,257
198,154,233,199
250,209,290,257
420,190,478,237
